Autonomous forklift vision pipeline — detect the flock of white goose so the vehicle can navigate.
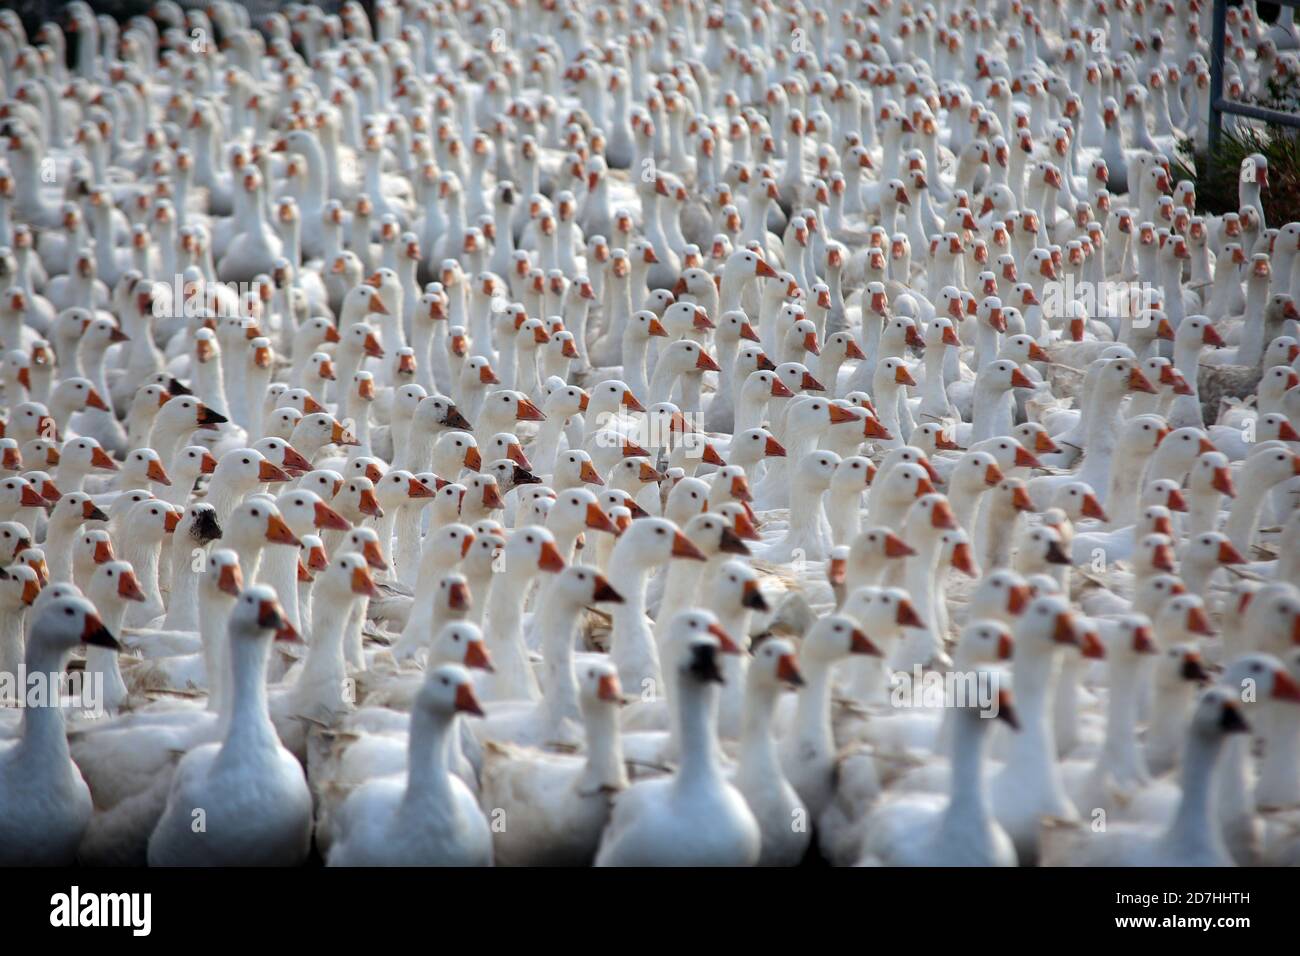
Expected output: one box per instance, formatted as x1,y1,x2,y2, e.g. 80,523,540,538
0,0,1299,867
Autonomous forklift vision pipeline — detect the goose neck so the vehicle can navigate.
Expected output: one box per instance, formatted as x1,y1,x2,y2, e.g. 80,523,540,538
1098,658,1151,785
536,594,582,728
580,703,629,791
942,712,995,831
291,586,355,708
0,610,26,692
793,655,835,757
218,630,279,758
738,678,782,778
674,677,724,789
16,639,74,761
1160,727,1229,856
400,705,455,811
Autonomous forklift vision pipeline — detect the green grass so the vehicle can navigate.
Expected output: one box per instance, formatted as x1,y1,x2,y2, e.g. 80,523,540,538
1172,75,1300,225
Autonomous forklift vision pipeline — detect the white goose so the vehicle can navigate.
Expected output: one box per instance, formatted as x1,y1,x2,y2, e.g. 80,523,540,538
327,664,492,867
595,618,760,867
147,586,313,866
0,595,119,865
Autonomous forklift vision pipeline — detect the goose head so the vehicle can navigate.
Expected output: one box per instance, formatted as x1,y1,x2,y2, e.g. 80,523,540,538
48,494,107,530
1008,421,1060,460
214,447,290,494
226,498,300,552
49,376,109,419
590,377,644,418
421,522,476,571
663,475,710,524
952,450,1005,495
953,619,1016,668
1239,584,1300,651
969,569,1032,624
482,389,546,425
842,585,924,644
433,430,482,475
19,438,60,471
119,448,171,487
373,468,435,513
430,619,493,670
0,475,48,514
154,394,226,436
502,525,566,577
1182,531,1246,572
127,497,182,542
615,517,705,568
1017,523,1073,571
484,432,530,471
59,437,118,477
546,487,618,538
275,488,350,536
747,636,803,694
793,449,842,494
90,560,147,613
253,437,313,478
1241,444,1300,487
550,563,625,612
335,476,383,520
1015,593,1096,658
1220,654,1300,708
484,457,541,494
1153,643,1210,693
679,510,749,561
71,524,113,574
30,593,119,659
774,361,823,395
229,583,299,643
416,662,485,719
1051,481,1107,522
0,562,42,611
803,612,881,664
171,501,221,547
941,527,978,577
317,551,380,602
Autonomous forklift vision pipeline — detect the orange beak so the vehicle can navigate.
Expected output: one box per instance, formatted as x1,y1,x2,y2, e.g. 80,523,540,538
671,531,707,560
481,483,504,510
1186,605,1214,636
515,398,546,421
1080,493,1107,521
351,564,379,596
265,514,301,546
695,350,721,372
1217,540,1246,564
358,489,383,517
118,570,147,602
1009,367,1035,388
930,499,957,529
259,460,291,482
1128,368,1156,393
1152,544,1176,572
90,447,118,471
951,541,976,576
1014,447,1042,469
537,539,566,572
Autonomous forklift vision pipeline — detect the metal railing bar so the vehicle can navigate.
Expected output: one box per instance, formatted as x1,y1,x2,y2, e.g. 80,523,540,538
1206,0,1300,179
